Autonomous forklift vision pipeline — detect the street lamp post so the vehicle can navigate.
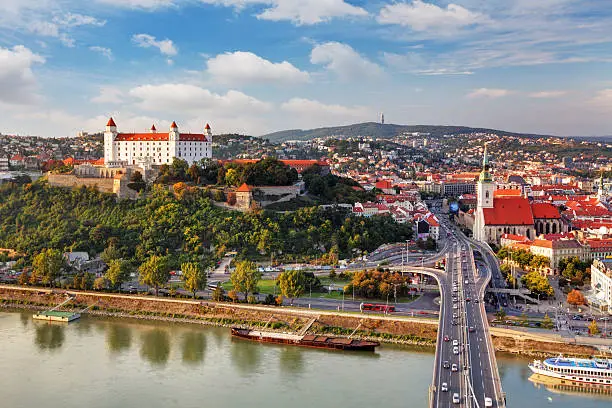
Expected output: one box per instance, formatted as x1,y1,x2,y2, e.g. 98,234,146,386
342,289,345,311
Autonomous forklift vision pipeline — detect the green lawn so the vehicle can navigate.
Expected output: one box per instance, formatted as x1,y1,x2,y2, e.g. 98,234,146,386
222,278,279,295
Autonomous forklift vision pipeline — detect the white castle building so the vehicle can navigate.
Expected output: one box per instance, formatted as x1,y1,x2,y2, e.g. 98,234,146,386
104,118,213,167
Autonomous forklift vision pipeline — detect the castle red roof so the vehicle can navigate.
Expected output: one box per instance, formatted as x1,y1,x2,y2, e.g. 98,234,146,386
106,117,116,127
530,202,561,219
494,189,521,197
482,197,534,226
170,121,178,128
114,133,208,142
205,123,211,130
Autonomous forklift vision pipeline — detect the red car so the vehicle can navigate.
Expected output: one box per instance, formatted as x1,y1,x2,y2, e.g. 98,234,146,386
443,335,450,342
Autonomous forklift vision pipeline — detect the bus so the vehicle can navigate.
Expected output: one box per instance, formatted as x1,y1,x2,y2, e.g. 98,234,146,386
361,303,395,313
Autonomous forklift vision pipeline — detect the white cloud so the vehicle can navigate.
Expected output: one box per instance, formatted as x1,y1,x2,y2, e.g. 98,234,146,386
206,51,309,85
528,91,567,98
132,33,178,56
310,42,382,80
0,45,45,105
89,46,113,60
255,0,367,25
92,86,123,103
95,0,177,9
467,88,512,98
377,0,484,31
383,52,473,75
589,89,612,109
129,83,272,114
29,21,60,37
55,13,106,28
281,97,370,126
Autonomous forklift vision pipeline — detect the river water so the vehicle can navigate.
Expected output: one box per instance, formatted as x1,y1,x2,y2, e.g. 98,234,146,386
0,311,609,408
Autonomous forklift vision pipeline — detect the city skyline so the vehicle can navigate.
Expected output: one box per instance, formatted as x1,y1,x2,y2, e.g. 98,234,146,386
1,0,612,137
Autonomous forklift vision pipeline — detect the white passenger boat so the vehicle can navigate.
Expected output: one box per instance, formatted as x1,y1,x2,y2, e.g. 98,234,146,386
529,355,612,386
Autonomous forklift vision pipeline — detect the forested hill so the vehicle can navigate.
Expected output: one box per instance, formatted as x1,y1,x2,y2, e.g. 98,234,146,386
262,122,551,142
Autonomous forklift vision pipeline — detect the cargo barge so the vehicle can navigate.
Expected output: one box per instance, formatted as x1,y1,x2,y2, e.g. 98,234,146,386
231,328,379,351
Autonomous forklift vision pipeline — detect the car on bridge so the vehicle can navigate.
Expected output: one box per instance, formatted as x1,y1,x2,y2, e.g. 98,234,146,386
443,361,450,369
452,393,460,404
453,346,459,355
451,363,458,372
443,335,450,342
484,397,493,407
452,339,459,346
441,382,448,392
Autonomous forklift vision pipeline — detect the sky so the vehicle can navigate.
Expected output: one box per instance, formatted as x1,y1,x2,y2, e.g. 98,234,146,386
1,0,612,138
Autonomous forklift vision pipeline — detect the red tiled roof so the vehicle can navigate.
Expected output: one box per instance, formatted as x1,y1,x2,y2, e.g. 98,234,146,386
114,132,208,142
587,239,612,249
170,121,178,128
494,189,521,197
236,183,253,192
483,197,534,225
375,180,393,190
205,123,211,130
530,202,561,219
11,154,25,161
106,117,116,127
501,233,529,242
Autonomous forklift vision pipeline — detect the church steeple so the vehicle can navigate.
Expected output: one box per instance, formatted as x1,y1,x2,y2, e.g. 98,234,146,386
476,143,495,209
479,143,492,182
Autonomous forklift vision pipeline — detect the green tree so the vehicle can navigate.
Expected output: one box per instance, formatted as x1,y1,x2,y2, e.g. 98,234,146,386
212,285,224,301
128,171,146,192
182,262,207,299
230,260,261,301
139,255,170,296
32,249,64,287
541,313,554,329
93,277,108,290
100,244,121,265
588,319,600,335
278,270,305,305
225,168,240,187
105,259,131,292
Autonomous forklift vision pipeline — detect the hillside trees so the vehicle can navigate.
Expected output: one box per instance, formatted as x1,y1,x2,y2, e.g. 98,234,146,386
139,255,170,296
182,262,207,299
32,249,64,287
230,260,261,301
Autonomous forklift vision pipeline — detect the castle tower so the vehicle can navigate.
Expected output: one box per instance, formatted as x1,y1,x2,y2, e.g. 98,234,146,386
150,124,157,133
104,117,118,164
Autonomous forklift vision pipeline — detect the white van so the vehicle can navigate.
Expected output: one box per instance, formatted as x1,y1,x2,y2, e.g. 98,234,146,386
452,393,460,404
484,397,493,407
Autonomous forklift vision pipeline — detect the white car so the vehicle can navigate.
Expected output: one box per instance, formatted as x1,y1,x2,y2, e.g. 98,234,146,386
452,339,459,346
441,382,448,392
451,363,458,372
453,346,459,355
453,393,460,404
484,397,493,407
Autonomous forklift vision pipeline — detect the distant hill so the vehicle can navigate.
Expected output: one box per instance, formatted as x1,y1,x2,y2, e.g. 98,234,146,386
262,122,552,142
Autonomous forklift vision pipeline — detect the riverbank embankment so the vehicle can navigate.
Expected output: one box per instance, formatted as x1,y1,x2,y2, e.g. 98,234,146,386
0,285,600,357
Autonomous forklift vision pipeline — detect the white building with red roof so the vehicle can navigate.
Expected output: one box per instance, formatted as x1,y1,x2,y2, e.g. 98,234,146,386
473,146,566,245
104,118,212,166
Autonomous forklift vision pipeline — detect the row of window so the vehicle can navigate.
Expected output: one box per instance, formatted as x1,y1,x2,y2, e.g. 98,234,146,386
551,365,612,378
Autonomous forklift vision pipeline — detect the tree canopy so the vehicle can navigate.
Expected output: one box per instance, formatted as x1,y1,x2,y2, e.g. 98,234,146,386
139,255,170,296
230,260,261,301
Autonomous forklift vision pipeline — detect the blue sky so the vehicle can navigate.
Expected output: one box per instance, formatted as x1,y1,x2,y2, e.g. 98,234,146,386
1,0,612,137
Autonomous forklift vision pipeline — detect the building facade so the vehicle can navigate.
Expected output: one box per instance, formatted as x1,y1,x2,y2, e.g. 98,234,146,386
590,259,612,314
104,118,212,166
0,156,8,171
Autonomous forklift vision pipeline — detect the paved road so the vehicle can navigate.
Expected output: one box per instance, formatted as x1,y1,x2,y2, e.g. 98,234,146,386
430,216,505,408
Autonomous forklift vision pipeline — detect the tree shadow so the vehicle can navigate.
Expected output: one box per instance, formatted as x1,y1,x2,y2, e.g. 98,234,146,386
34,322,65,352
140,329,171,367
106,324,133,354
181,331,206,366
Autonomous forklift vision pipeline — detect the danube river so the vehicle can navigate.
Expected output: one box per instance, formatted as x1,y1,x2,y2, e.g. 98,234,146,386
0,311,609,408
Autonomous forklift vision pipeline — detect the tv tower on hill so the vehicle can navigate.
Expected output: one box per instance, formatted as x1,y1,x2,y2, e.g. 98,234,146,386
380,113,385,124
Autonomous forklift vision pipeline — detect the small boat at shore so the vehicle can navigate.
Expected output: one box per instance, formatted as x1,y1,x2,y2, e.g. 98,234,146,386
230,328,380,351
528,355,612,387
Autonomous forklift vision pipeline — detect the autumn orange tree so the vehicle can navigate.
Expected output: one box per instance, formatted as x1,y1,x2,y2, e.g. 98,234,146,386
567,289,586,306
